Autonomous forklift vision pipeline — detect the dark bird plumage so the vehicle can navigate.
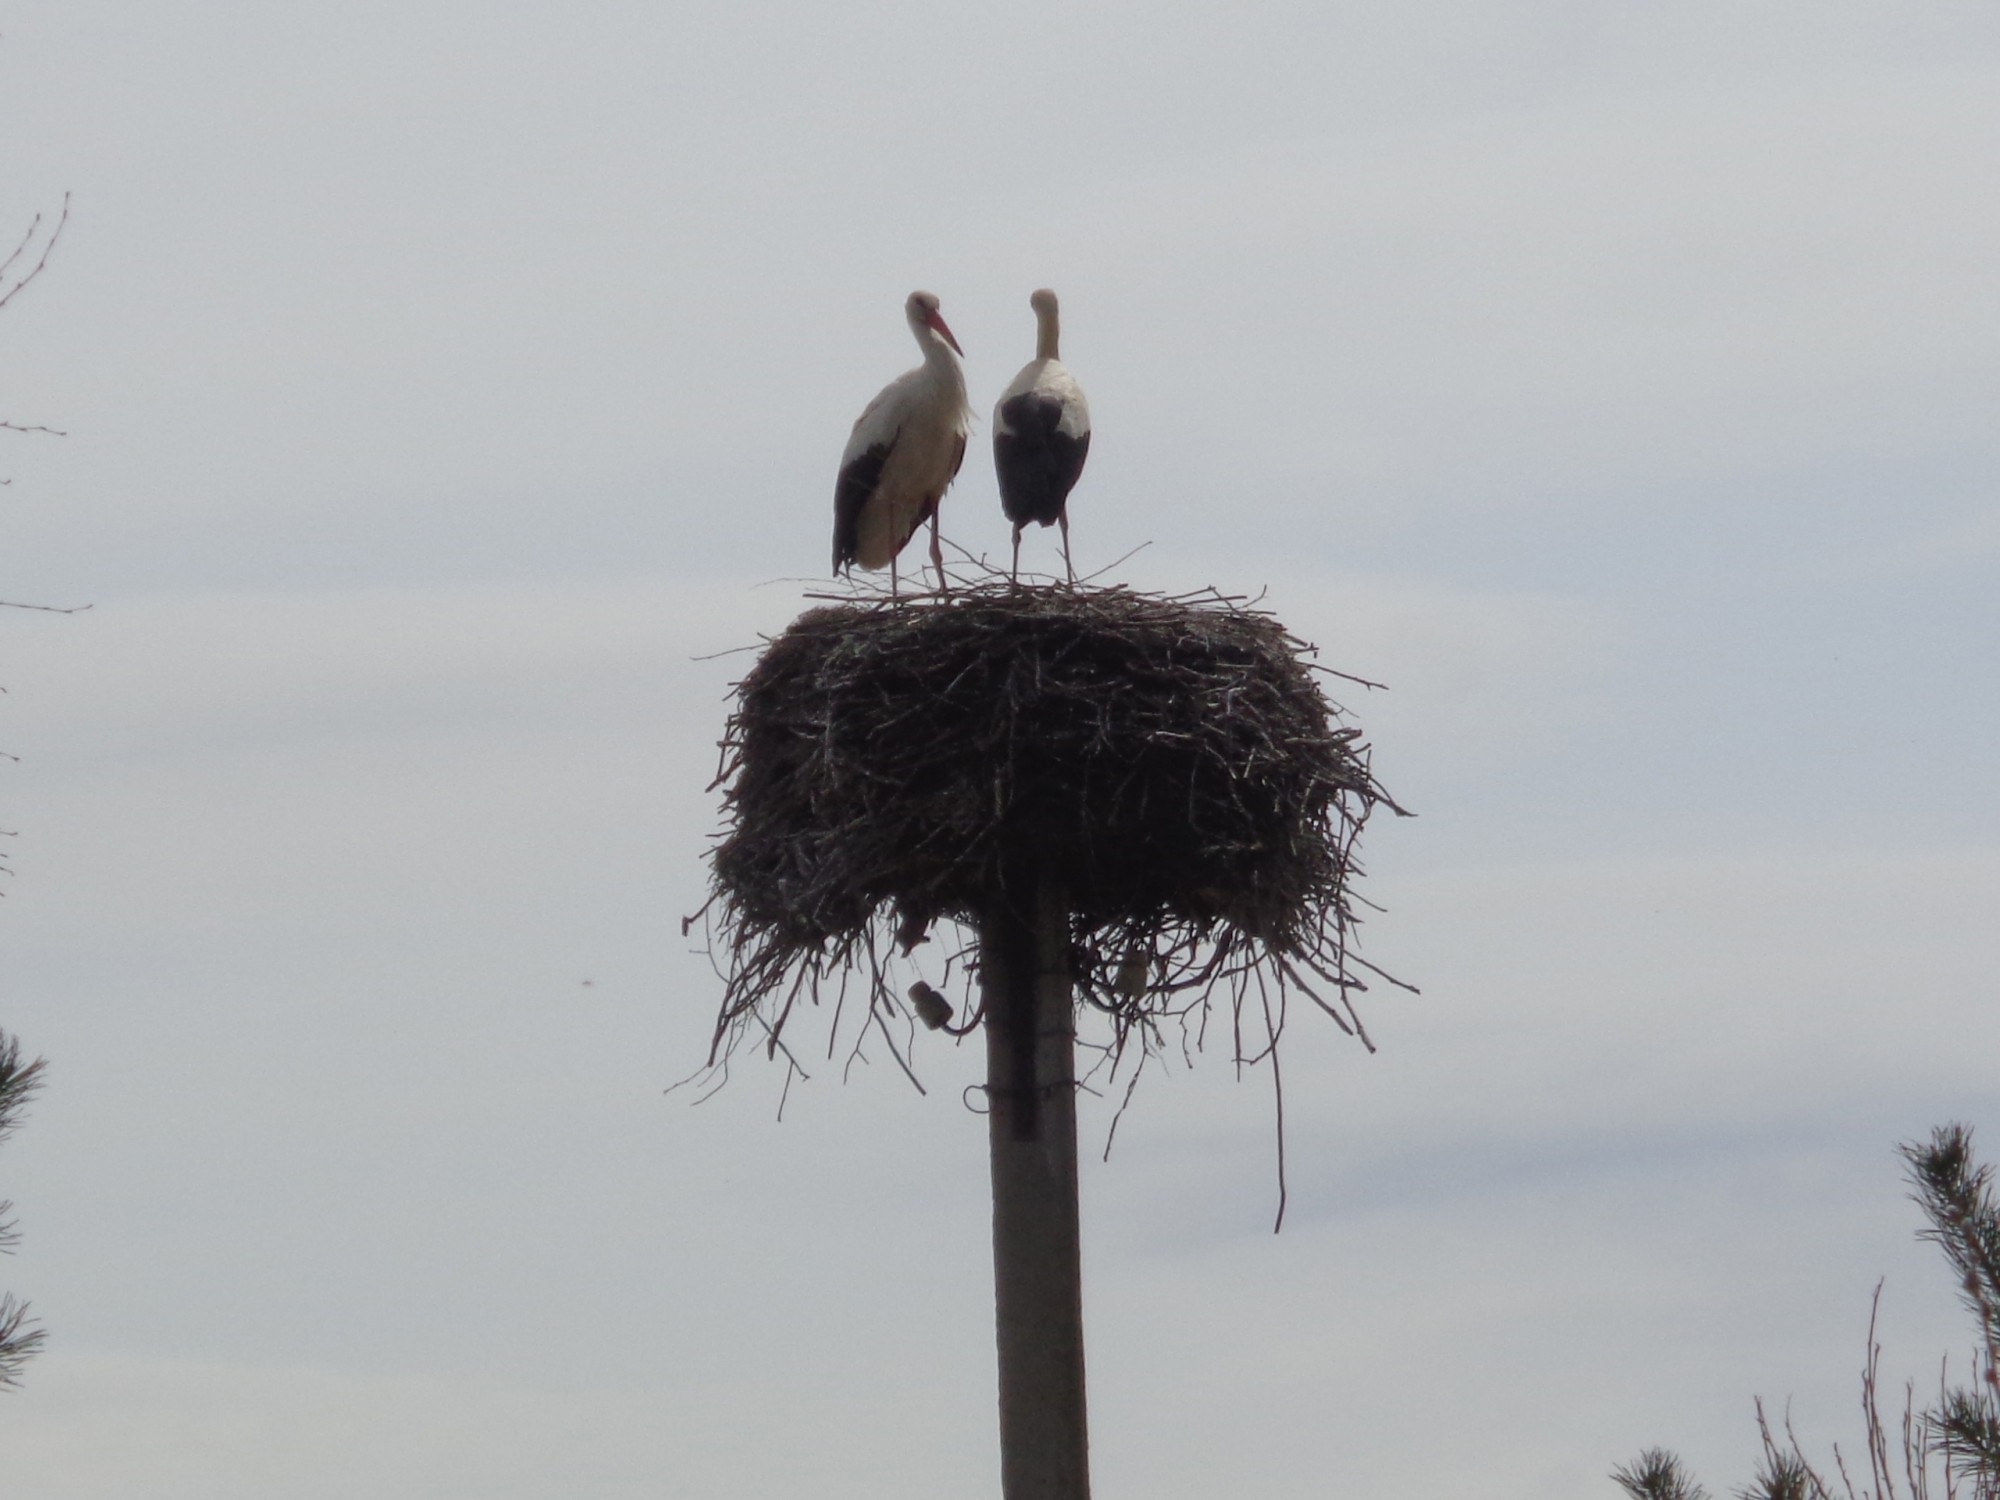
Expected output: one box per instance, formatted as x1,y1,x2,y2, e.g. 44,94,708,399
993,289,1091,582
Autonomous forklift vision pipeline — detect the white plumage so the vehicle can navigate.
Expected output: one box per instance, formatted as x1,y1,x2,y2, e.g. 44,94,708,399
832,291,972,594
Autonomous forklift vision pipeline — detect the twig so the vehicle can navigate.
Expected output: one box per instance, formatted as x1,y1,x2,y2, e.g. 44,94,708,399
0,194,69,312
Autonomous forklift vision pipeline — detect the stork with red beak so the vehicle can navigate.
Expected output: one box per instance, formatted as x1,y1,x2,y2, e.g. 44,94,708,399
993,289,1091,582
832,291,972,595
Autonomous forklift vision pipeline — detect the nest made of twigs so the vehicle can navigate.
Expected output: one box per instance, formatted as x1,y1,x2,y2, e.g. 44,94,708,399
693,577,1407,1079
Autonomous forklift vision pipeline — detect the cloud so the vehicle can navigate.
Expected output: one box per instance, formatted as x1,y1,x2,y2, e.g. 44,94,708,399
2,1349,992,1500
988,66,2000,519
3,8,1996,1496
1787,501,2000,584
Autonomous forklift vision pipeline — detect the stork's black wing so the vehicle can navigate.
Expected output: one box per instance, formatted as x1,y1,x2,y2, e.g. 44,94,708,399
831,442,892,572
994,394,1089,529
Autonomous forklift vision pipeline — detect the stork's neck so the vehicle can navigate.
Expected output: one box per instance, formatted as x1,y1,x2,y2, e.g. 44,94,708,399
1035,304,1061,362
920,326,966,394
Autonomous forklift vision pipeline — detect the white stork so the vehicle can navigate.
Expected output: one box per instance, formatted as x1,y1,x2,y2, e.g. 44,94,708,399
993,288,1091,582
832,290,971,595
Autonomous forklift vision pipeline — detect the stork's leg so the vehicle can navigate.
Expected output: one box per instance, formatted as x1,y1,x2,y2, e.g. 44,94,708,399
929,511,946,594
1010,525,1023,583
1059,510,1073,585
890,553,900,599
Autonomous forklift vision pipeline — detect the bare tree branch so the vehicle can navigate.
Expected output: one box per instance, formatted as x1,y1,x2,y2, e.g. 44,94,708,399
0,193,69,312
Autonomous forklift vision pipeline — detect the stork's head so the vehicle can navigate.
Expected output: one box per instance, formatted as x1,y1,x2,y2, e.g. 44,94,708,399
1029,288,1059,319
905,290,964,357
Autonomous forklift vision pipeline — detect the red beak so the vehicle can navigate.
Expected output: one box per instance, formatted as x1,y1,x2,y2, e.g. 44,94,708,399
927,310,964,357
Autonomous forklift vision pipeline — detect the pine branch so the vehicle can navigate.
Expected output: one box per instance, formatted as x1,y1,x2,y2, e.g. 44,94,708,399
1903,1125,2000,1387
1743,1401,1841,1500
0,1031,48,1389
1613,1448,1713,1500
1930,1387,2000,1487
0,1294,43,1387
0,1032,47,1144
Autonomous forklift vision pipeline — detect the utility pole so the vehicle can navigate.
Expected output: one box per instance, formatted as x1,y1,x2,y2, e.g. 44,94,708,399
981,874,1090,1500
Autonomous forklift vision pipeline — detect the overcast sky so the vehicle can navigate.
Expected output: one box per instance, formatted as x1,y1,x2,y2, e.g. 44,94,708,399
2,3,1997,1496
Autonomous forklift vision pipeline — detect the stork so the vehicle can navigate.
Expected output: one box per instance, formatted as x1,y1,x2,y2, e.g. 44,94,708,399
832,291,971,595
993,288,1091,583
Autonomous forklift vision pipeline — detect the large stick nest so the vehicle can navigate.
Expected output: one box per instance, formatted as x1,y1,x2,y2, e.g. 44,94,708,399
695,579,1408,1081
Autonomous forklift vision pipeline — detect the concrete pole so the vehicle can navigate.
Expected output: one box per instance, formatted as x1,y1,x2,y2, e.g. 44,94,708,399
980,874,1091,1500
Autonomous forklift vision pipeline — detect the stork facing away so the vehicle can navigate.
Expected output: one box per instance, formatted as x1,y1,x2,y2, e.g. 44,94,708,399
993,288,1091,582
832,291,971,595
